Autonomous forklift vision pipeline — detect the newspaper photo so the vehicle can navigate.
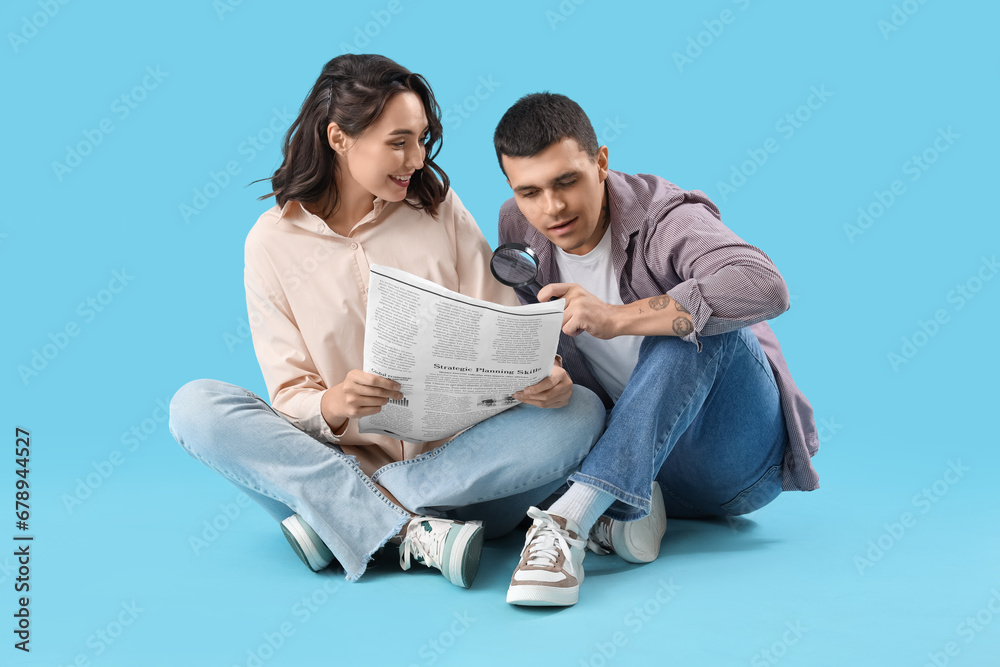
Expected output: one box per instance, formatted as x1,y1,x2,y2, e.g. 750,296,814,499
358,264,565,443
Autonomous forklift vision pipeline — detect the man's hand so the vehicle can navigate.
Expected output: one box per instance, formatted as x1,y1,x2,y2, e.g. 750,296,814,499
541,283,696,339
513,362,573,409
539,282,620,339
322,370,402,432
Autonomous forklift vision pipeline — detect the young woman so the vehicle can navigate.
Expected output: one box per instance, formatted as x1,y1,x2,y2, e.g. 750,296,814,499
168,54,604,586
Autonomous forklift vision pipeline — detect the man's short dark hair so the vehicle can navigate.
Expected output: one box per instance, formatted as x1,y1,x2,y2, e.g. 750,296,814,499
493,92,599,174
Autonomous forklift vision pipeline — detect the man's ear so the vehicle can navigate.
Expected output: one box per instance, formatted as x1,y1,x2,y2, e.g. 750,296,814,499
596,145,610,183
327,122,351,154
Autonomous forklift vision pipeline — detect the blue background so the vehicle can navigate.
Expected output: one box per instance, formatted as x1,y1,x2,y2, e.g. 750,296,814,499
5,0,999,665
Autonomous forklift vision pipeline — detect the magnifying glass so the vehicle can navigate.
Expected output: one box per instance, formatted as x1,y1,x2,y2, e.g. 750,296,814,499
490,242,543,299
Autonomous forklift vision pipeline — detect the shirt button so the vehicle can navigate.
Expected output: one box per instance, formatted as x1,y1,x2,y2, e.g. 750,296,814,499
351,242,358,250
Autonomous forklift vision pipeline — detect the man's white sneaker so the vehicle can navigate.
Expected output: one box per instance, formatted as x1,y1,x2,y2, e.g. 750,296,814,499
587,481,667,564
507,507,587,606
399,516,484,588
280,514,335,572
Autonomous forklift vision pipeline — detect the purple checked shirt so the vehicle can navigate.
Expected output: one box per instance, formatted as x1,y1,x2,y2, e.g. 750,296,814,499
499,170,819,492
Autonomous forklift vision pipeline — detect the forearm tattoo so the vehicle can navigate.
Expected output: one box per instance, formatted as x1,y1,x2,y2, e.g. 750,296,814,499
672,317,694,337
649,295,670,310
649,295,693,336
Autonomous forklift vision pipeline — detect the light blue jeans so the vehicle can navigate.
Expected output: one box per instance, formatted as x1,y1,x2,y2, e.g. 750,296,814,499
570,327,789,522
168,379,605,581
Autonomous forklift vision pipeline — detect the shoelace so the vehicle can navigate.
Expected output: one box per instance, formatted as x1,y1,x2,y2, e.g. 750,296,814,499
587,519,613,555
399,519,447,572
520,508,586,575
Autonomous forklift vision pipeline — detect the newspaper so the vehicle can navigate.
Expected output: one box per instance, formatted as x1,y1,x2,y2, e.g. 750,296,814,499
358,264,565,443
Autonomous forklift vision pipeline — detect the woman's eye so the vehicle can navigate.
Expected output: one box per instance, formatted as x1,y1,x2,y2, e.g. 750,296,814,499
391,141,406,147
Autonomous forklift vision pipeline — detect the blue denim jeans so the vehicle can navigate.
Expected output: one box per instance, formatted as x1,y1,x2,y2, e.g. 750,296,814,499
168,379,604,581
569,327,788,522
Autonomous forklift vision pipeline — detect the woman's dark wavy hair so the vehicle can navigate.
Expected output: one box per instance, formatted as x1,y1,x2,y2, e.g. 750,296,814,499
258,54,449,217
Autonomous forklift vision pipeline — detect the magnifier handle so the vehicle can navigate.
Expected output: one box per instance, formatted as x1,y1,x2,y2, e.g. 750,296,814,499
520,280,543,304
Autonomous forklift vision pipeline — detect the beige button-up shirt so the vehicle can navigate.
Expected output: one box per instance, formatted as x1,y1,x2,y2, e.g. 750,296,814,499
244,189,519,477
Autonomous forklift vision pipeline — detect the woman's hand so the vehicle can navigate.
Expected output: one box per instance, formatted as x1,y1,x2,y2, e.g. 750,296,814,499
322,370,403,432
513,362,573,409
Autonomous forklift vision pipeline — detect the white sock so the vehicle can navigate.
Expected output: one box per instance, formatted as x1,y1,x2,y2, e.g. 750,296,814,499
546,482,614,536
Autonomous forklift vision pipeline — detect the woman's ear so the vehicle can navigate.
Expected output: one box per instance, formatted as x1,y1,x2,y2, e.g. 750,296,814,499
326,122,351,154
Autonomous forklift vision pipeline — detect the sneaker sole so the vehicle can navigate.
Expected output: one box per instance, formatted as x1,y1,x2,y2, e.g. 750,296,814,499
281,515,333,572
441,522,484,588
506,583,579,606
612,482,667,564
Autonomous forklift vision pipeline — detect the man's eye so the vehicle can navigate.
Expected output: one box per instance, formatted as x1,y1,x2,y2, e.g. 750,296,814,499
521,191,537,198
557,180,576,188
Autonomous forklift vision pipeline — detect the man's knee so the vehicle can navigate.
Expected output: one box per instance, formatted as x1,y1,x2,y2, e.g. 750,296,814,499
638,333,689,361
629,332,737,387
640,329,736,359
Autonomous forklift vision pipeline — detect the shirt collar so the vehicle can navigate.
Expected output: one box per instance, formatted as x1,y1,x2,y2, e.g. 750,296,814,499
275,197,391,234
605,170,641,238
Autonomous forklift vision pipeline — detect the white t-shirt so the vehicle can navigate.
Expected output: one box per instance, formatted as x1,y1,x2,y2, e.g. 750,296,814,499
554,227,642,402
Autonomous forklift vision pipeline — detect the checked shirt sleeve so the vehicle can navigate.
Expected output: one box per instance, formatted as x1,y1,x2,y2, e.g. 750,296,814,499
650,202,790,351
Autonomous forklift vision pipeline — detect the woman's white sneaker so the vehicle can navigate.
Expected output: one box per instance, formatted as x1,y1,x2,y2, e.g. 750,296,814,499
280,514,335,571
507,507,587,606
399,516,484,588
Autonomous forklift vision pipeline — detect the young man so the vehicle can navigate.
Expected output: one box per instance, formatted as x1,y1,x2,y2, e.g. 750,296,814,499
494,93,819,606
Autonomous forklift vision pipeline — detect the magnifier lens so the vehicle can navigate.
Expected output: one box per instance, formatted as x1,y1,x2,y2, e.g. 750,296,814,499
493,248,538,285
